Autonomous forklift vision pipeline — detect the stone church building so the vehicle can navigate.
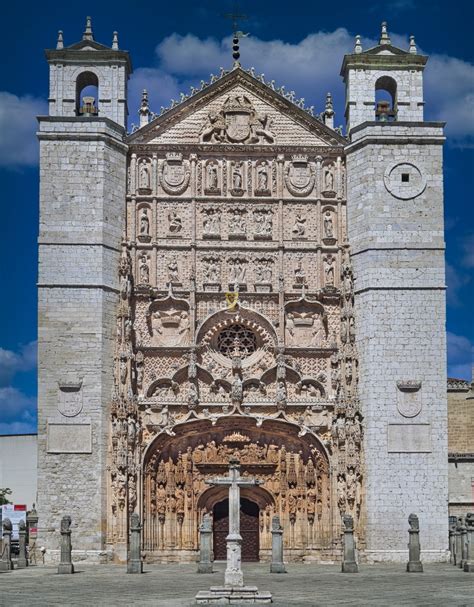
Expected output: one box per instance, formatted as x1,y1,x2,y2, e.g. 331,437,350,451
37,19,448,564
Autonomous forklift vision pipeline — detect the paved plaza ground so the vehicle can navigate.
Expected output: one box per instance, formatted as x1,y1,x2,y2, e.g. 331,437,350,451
0,562,473,607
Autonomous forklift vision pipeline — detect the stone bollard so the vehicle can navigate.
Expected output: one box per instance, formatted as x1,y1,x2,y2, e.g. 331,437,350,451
464,512,474,572
17,520,29,568
127,512,143,574
270,515,287,573
58,515,74,574
460,518,468,569
197,513,213,573
341,514,358,573
406,513,423,573
449,524,456,564
0,518,14,571
454,517,462,566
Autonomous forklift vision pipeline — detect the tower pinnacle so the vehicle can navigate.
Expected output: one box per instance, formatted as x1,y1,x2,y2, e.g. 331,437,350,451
83,16,94,42
379,21,391,45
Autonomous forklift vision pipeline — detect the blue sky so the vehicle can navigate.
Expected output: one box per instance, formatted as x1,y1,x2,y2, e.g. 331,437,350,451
0,0,473,434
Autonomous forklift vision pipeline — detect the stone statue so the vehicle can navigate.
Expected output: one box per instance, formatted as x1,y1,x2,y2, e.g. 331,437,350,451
207,163,218,190
285,313,295,345
324,255,335,286
139,254,149,284
139,160,150,189
204,259,219,283
229,210,246,234
408,513,419,531
276,381,287,410
324,168,334,191
257,165,269,190
168,211,182,234
294,259,306,285
311,314,325,346
292,213,306,237
139,209,150,235
178,312,190,344
323,211,334,238
168,257,179,283
232,163,243,190
203,210,220,235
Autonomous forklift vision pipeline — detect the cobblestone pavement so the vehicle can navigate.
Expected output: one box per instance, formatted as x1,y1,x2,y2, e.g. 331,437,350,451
0,562,472,607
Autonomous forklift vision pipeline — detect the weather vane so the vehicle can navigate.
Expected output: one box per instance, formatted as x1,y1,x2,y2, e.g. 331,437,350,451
223,3,249,66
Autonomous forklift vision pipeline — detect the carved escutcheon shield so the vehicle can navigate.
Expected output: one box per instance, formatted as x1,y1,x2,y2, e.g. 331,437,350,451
289,163,311,189
225,112,251,142
163,162,186,187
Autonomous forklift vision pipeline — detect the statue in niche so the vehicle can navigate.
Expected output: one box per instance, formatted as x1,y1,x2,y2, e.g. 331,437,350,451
207,163,218,190
310,313,325,346
139,254,150,284
232,163,243,190
231,375,243,404
324,255,335,286
285,313,295,346
178,312,190,345
168,257,179,283
203,210,220,236
257,164,269,191
139,160,150,190
229,259,246,284
276,381,287,410
346,468,357,504
337,475,346,513
187,382,199,407
324,167,334,191
151,311,163,337
120,357,127,384
139,209,150,236
292,212,306,237
323,211,334,238
294,259,306,285
254,210,272,237
255,260,272,283
229,209,246,234
168,210,183,234
204,259,219,283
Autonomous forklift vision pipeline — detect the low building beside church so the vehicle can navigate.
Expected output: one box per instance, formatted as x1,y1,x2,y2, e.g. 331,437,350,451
36,18,449,564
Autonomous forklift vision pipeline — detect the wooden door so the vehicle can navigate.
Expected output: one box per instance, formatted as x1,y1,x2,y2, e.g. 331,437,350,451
213,498,260,562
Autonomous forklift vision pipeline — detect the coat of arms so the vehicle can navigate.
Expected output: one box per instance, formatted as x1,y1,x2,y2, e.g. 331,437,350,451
160,152,191,195
200,95,275,144
284,155,315,197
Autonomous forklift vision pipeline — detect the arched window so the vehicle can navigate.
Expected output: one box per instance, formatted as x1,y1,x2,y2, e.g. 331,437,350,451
375,76,397,122
76,71,99,116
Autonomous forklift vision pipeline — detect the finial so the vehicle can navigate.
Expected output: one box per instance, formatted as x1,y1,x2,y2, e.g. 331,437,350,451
112,31,119,50
409,34,417,54
232,34,241,68
83,16,94,41
354,34,362,54
379,21,391,45
56,30,64,50
324,92,335,129
139,90,150,128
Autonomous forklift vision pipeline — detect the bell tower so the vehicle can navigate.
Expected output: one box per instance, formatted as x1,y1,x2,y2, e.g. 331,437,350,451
37,17,131,561
342,23,448,562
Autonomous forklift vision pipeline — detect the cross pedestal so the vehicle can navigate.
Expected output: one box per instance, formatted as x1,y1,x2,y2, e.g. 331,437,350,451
195,458,272,604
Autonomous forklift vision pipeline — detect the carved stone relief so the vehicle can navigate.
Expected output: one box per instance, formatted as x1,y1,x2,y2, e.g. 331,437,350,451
160,153,191,195
284,155,315,197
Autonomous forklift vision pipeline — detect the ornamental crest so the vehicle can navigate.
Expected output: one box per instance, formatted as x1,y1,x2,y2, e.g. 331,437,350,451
200,95,275,144
160,152,191,195
284,155,315,197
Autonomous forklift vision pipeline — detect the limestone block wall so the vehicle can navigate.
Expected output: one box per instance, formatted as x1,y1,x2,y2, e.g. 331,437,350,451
37,117,127,561
346,122,449,562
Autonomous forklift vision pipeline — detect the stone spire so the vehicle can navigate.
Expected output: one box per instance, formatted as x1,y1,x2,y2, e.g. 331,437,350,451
354,34,362,54
56,30,64,50
409,35,417,54
139,90,150,128
379,21,391,45
83,16,94,41
112,31,119,50
324,92,335,129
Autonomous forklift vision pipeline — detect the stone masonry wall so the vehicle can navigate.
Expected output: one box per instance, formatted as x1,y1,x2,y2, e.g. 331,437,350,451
346,122,449,562
37,117,127,562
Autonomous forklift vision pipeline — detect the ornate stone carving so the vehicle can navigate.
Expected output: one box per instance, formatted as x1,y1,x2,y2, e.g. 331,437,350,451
292,210,307,239
253,209,273,239
138,158,151,193
167,210,183,235
255,161,271,196
203,257,221,291
160,153,191,195
199,95,275,144
323,254,336,288
228,208,247,238
230,161,245,196
284,155,315,197
322,209,336,245
205,161,220,194
202,208,221,239
138,208,151,243
138,253,150,285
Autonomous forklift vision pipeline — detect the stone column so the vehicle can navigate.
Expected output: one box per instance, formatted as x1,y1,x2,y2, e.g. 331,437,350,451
17,520,28,568
0,518,14,571
455,518,463,567
406,513,423,573
58,515,74,574
464,512,474,572
127,512,143,573
449,524,456,564
460,518,468,569
270,515,286,573
341,514,358,573
197,514,213,573
27,504,39,566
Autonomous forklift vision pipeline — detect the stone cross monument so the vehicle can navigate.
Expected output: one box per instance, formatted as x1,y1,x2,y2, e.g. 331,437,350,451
195,458,272,604
406,513,423,573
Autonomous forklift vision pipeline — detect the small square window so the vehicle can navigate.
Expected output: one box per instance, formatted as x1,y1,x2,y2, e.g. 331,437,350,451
401,173,410,183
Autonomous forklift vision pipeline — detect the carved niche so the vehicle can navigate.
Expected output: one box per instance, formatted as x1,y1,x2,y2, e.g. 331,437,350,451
284,155,315,197
200,95,275,144
322,162,336,198
202,256,221,292
160,152,191,196
138,158,152,193
322,207,337,245
254,160,272,196
137,205,152,243
285,298,328,348
147,293,191,347
204,160,220,194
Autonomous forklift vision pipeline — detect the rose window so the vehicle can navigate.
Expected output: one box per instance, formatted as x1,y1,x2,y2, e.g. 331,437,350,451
217,325,257,358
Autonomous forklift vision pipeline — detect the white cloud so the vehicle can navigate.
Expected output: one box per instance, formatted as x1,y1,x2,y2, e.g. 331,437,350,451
0,92,47,168
0,341,37,388
0,386,36,427
447,331,473,381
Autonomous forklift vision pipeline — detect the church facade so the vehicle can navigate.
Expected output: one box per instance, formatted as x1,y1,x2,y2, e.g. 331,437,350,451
37,19,448,564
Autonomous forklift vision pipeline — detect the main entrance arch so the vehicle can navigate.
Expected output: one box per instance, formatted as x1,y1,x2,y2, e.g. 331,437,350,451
142,416,332,562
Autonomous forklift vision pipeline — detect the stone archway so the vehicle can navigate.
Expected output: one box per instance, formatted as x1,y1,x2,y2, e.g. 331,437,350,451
213,498,260,562
142,417,331,562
